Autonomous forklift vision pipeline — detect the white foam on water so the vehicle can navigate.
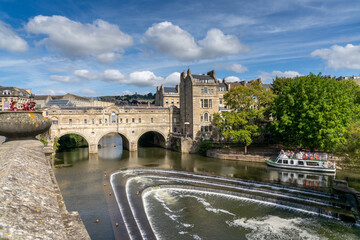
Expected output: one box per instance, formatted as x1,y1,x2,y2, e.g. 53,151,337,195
205,207,236,216
238,215,324,240
192,234,203,240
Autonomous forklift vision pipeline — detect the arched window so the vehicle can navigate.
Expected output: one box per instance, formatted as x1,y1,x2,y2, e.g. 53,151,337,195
111,112,116,123
204,112,209,122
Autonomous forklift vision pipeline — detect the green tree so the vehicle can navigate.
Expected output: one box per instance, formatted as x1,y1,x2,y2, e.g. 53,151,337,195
213,79,275,153
335,119,360,164
271,73,360,151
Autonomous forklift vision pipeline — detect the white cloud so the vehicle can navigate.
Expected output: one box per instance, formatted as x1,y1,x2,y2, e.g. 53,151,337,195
165,72,180,85
225,76,241,82
74,69,97,80
102,69,163,87
260,70,302,82
0,21,28,52
311,44,360,70
38,89,67,95
143,21,249,61
122,90,133,95
128,71,164,87
50,75,72,83
102,69,125,83
25,15,133,62
225,63,248,73
97,52,121,63
80,89,96,95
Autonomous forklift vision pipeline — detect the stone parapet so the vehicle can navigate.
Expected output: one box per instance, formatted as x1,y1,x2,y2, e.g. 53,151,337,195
0,140,90,240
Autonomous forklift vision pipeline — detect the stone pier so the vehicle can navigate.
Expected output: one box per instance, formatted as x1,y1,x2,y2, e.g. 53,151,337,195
0,140,90,240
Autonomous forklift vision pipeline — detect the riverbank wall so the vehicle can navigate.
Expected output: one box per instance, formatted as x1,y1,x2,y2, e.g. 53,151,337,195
206,147,278,162
0,139,90,240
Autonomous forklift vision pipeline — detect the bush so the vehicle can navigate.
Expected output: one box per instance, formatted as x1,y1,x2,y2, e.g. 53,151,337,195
198,140,214,156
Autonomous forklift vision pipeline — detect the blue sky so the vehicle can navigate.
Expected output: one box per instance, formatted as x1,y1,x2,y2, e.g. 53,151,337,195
1,0,360,96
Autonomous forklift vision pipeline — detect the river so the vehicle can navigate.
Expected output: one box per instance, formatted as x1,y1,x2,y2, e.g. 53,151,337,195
54,134,360,239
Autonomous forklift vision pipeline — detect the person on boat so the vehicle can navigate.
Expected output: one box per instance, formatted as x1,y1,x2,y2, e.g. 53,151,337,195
280,149,285,155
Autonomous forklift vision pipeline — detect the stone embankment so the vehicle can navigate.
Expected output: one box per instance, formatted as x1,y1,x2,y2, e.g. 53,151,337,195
206,147,278,162
0,139,90,240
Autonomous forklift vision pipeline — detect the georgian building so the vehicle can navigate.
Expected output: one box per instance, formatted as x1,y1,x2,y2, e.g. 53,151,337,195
0,87,32,111
155,84,180,108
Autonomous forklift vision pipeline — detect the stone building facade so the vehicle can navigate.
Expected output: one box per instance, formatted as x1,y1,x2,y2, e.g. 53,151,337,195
0,86,32,111
155,84,180,108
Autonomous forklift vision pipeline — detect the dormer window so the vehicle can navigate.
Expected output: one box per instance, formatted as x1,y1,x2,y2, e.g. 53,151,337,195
2,90,11,95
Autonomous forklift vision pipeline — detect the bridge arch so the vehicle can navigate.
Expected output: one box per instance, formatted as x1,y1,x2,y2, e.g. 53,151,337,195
54,131,91,152
97,131,131,150
137,130,167,148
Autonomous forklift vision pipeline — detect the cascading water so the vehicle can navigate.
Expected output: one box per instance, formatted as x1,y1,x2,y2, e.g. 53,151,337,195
111,168,360,240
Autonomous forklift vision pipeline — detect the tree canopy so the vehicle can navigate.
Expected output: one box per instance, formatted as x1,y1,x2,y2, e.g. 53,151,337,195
213,79,275,149
270,73,360,151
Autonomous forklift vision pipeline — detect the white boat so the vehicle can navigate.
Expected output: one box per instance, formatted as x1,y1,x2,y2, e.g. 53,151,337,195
265,153,336,173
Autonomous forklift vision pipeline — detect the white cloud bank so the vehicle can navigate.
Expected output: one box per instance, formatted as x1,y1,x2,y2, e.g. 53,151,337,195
102,69,180,87
50,75,72,83
311,44,360,70
260,71,302,82
226,63,248,73
143,21,249,61
225,76,241,82
25,15,133,62
74,69,98,80
0,21,28,52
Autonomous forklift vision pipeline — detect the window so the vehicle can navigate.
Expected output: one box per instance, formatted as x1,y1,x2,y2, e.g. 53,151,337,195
99,119,102,124
120,118,123,123
200,99,203,108
171,99,174,104
290,160,294,165
173,117,176,123
132,118,135,123
151,118,154,123
177,100,179,104
201,88,204,94
69,119,72,124
201,115,203,122
105,118,107,124
111,112,116,123
163,117,165,122
298,161,304,165
92,119,95,124
201,126,204,132
204,113,209,122
126,119,128,123
220,98,223,104
204,99,208,108
204,87,207,94
283,160,288,164
209,115,212,122
139,118,141,123
205,126,209,132
84,119,87,124
166,99,168,104
209,99,212,108
209,125,212,131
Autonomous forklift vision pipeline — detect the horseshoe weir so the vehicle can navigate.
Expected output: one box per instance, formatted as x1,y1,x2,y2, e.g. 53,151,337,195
110,168,360,240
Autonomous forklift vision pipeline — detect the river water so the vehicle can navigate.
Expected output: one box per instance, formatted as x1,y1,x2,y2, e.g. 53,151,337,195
54,134,360,239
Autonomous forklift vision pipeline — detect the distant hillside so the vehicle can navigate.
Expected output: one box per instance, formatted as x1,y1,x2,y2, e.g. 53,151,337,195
97,92,155,106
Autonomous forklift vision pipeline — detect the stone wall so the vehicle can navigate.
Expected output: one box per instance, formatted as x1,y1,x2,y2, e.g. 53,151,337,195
0,140,90,240
206,148,278,162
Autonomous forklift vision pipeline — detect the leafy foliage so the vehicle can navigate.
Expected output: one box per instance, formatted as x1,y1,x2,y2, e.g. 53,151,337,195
40,136,48,146
213,79,275,147
198,140,214,156
335,119,360,164
271,74,360,151
57,134,88,152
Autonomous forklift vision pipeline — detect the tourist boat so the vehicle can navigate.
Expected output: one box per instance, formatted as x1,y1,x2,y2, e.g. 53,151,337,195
265,152,336,173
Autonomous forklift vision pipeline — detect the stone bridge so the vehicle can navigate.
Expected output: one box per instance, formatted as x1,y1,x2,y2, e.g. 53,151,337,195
46,106,180,153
